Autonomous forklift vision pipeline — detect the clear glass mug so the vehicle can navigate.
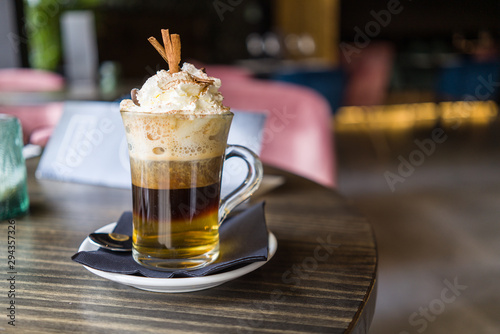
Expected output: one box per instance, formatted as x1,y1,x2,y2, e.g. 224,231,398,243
0,115,29,220
120,111,263,270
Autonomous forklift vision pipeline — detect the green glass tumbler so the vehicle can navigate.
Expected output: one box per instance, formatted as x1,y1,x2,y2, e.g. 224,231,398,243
0,115,29,220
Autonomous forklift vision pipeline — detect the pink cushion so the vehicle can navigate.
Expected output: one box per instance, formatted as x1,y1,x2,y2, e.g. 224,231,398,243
220,79,336,188
203,65,253,83
187,61,254,83
0,103,64,145
30,127,55,147
0,69,64,92
0,69,64,145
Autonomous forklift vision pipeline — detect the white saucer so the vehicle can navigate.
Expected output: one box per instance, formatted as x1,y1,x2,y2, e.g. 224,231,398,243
78,222,277,293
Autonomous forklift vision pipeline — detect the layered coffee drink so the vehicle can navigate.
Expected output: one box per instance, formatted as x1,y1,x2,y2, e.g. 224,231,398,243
120,30,262,270
121,111,232,269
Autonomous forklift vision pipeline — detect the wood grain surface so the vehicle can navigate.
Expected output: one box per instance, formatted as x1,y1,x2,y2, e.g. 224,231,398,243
0,159,377,333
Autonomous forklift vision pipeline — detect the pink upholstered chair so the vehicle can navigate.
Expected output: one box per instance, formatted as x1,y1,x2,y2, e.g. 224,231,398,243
220,78,336,188
201,65,253,84
341,42,394,106
0,69,65,146
0,103,64,146
0,69,64,92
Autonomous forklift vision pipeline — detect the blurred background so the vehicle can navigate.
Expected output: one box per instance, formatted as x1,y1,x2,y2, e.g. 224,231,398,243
3,0,500,107
2,0,500,333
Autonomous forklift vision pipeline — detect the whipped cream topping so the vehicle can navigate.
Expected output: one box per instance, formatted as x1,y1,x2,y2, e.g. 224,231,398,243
120,63,229,114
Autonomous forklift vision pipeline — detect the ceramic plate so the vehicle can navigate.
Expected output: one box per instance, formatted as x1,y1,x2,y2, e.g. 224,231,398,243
78,223,277,293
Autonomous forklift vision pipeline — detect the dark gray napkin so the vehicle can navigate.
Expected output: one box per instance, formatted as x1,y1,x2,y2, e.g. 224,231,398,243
72,202,268,278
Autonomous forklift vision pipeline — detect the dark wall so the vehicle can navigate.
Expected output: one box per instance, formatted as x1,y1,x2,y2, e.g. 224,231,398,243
94,0,272,78
340,0,500,41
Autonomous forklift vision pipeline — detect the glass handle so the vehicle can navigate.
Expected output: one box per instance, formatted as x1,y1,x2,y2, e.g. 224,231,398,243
219,145,263,224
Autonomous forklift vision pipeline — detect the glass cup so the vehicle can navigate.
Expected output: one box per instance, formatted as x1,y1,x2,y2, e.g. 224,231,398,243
120,110,263,270
0,115,29,220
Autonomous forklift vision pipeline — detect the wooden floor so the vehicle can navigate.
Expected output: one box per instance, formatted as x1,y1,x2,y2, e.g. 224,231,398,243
336,117,500,334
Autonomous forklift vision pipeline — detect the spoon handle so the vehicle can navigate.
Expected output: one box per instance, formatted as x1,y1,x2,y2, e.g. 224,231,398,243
89,233,132,252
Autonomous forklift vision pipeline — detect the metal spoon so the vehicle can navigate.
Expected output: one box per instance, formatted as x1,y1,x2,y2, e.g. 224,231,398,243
89,233,132,252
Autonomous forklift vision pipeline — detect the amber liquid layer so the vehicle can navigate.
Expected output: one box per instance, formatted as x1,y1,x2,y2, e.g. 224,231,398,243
130,157,224,269
132,182,220,262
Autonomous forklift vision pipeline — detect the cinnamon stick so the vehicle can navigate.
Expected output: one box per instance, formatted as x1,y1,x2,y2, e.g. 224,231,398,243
161,29,181,73
148,37,168,63
170,34,181,73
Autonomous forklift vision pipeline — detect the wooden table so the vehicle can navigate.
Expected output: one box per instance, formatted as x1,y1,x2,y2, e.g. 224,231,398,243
2,158,377,333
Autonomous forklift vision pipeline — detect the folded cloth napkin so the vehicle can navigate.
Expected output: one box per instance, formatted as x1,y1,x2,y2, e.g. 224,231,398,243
72,202,268,278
